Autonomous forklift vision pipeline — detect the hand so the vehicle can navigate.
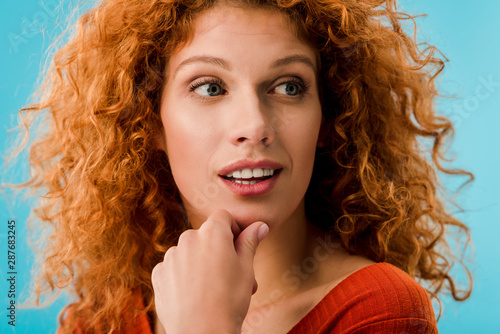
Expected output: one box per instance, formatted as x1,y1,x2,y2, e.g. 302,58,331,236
152,209,269,334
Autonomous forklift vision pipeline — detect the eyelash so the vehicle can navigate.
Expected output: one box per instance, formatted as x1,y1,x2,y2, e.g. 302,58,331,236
274,77,309,96
187,76,310,98
188,77,226,94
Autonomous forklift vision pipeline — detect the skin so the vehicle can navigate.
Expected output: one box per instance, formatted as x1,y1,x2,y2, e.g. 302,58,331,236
152,5,374,334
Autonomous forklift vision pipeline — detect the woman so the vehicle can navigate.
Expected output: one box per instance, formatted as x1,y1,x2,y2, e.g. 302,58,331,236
18,0,472,333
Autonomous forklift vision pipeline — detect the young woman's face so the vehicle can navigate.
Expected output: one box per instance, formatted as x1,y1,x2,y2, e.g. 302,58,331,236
160,5,322,228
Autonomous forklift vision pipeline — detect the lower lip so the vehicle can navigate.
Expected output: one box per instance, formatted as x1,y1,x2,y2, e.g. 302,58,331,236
219,172,281,196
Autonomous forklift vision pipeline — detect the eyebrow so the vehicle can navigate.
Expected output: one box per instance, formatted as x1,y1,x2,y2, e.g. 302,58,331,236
174,56,232,78
271,55,316,73
173,54,316,78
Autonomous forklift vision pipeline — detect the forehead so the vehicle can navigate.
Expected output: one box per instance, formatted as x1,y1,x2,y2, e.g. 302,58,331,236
167,5,317,72
196,5,293,36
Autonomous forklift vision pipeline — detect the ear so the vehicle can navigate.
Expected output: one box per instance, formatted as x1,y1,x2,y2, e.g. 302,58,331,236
154,125,167,152
317,115,328,148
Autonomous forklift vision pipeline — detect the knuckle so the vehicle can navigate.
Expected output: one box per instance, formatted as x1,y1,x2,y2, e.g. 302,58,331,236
205,209,232,228
167,244,177,252
244,238,258,252
202,209,234,237
177,229,196,245
151,264,162,286
163,245,176,261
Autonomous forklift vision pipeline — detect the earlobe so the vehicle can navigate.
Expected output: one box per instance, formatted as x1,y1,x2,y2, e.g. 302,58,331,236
317,115,328,148
154,126,168,152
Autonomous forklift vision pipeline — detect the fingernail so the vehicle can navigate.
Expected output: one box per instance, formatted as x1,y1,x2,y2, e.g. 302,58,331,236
257,223,269,241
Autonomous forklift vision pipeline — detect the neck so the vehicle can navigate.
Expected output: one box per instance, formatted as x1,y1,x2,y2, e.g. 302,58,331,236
249,200,326,308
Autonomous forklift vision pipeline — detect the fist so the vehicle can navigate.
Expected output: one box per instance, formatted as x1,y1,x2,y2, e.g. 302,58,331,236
152,209,269,334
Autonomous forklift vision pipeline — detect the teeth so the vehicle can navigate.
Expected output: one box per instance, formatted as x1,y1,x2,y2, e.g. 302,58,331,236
225,168,275,179
233,180,259,185
241,168,253,178
253,168,264,178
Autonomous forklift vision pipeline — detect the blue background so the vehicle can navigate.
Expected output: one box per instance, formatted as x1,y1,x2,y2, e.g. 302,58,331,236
1,0,499,333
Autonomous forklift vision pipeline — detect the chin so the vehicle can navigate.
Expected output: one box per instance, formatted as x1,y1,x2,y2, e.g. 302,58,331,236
224,204,282,229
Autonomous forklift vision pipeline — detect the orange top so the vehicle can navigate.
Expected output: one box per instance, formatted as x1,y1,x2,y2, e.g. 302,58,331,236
58,263,438,333
287,262,438,333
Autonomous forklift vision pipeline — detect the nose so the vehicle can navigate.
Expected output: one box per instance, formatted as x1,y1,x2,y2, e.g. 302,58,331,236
229,90,275,146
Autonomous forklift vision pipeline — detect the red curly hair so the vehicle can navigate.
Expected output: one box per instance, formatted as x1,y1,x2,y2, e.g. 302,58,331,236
15,0,472,332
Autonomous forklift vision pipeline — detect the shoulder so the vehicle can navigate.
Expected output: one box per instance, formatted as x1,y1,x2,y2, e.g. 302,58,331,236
290,262,439,334
328,262,438,333
343,262,432,302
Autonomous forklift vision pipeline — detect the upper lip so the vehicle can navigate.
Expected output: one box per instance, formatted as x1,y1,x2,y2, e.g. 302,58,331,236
218,159,283,176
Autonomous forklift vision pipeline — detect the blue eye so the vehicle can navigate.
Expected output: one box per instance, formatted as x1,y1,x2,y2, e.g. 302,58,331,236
275,82,301,96
193,83,223,96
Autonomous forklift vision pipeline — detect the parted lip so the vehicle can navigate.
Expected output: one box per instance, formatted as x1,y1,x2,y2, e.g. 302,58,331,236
218,159,284,176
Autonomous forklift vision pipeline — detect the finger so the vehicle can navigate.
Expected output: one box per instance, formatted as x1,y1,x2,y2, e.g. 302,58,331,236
234,222,269,262
202,209,243,239
151,262,164,293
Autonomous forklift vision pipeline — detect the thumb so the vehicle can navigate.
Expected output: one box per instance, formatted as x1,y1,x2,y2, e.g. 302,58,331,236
234,222,269,261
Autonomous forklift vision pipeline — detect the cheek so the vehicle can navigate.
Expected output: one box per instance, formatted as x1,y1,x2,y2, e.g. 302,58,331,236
162,99,213,162
288,108,322,148
164,121,203,174
161,108,221,200
294,114,321,169
163,125,206,212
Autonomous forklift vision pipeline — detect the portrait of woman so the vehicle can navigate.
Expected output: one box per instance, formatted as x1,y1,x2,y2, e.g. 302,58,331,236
1,0,499,333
